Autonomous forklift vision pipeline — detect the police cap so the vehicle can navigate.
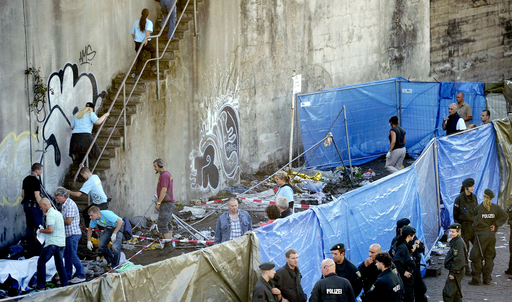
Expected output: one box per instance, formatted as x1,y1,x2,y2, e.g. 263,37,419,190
402,225,416,236
396,218,411,229
462,178,475,187
259,262,275,270
330,243,345,251
447,223,462,230
484,189,495,198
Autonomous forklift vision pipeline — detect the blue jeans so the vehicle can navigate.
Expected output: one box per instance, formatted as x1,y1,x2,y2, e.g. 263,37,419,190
65,235,85,279
99,223,124,267
160,0,177,39
37,245,68,287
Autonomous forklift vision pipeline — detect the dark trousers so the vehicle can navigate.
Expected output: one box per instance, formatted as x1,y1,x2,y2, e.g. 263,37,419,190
37,245,68,287
413,266,427,302
401,275,414,302
23,202,44,256
82,202,108,227
470,233,496,282
99,224,124,267
508,231,512,270
461,222,474,270
442,270,464,302
160,0,177,39
134,41,156,74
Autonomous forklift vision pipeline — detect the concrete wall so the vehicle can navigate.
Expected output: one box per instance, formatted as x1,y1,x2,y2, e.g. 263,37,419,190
430,0,512,81
0,0,160,249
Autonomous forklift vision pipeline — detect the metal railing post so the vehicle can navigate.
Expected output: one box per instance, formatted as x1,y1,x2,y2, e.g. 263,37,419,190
123,85,127,150
433,139,442,229
194,0,198,36
343,105,353,172
156,35,160,99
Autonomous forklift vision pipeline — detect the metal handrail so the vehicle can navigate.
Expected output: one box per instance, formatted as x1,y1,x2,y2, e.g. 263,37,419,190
74,0,195,182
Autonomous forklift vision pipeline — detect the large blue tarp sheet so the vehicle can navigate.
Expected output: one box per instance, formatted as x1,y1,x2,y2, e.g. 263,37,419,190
437,123,501,224
254,165,432,299
298,78,487,169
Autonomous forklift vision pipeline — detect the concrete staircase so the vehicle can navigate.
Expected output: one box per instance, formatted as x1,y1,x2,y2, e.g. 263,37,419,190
63,1,202,209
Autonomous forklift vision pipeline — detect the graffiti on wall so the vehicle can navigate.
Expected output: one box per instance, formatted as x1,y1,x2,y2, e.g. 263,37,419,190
0,132,36,207
79,45,97,65
189,94,240,193
34,63,105,194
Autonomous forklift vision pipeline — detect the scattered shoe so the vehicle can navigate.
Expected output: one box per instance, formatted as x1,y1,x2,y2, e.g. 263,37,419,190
69,277,86,284
159,243,175,256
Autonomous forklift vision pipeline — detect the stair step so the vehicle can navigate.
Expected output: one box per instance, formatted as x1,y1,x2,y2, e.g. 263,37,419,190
98,105,137,117
104,116,132,127
97,136,122,149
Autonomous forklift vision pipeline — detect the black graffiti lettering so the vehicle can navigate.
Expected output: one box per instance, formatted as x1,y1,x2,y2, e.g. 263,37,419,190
79,45,96,65
194,144,219,190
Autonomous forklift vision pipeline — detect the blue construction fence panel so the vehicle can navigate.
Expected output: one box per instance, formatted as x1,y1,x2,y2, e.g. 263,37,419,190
437,123,501,226
298,78,487,169
255,163,435,300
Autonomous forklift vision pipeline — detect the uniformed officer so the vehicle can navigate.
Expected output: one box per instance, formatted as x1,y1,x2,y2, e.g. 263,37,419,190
505,203,512,275
274,249,307,302
253,262,283,302
468,189,508,285
358,244,382,294
442,223,467,302
310,258,356,302
361,252,402,302
330,243,363,297
392,225,416,302
453,178,478,276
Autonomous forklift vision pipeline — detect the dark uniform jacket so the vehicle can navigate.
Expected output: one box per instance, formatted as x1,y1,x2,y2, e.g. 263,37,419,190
444,235,467,275
358,262,399,294
310,273,356,302
334,259,363,297
453,192,478,224
361,268,403,302
471,203,508,234
253,276,279,302
392,242,415,284
274,264,307,302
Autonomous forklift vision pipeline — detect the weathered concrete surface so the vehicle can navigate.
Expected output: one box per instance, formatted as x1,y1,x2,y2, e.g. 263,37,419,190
0,0,160,248
430,0,512,81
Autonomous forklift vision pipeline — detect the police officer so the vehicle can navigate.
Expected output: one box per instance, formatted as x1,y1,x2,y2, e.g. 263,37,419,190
442,223,467,302
358,244,382,294
453,178,478,275
330,243,363,297
468,189,508,285
361,252,403,302
392,225,416,302
310,258,356,302
253,262,283,302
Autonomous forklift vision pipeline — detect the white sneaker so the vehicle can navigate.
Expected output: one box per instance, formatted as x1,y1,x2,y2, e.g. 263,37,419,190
69,277,86,284
131,73,137,78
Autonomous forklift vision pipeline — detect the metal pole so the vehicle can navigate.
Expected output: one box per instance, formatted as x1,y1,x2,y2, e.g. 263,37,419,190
193,0,198,36
433,139,441,229
156,36,160,100
123,85,127,150
288,70,297,173
343,105,353,172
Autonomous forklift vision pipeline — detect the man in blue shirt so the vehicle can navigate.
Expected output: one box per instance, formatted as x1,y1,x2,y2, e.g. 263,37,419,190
214,197,252,244
86,206,124,267
67,166,109,227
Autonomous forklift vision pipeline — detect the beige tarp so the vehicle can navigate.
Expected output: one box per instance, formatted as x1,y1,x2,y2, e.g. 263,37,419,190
20,232,260,302
493,117,512,209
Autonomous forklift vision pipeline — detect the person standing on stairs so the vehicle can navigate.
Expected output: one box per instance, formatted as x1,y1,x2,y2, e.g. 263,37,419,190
69,102,109,165
131,8,157,78
157,0,177,40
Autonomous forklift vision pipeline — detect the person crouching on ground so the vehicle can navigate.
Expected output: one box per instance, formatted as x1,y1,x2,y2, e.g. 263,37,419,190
442,223,466,302
86,206,124,268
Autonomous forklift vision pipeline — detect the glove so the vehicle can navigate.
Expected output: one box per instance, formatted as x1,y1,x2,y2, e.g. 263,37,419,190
36,229,41,235
386,151,391,159
111,233,117,243
87,241,93,251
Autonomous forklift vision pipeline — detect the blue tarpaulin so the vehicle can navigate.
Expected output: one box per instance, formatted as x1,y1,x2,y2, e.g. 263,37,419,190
298,78,487,170
437,123,501,225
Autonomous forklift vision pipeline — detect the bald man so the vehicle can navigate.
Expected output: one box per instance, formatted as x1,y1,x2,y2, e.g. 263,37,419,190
310,259,356,302
35,198,68,289
442,103,467,135
358,244,382,294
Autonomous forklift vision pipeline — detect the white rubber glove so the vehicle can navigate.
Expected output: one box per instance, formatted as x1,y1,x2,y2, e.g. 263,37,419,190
87,241,93,251
36,229,41,235
111,233,117,243
386,151,391,159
